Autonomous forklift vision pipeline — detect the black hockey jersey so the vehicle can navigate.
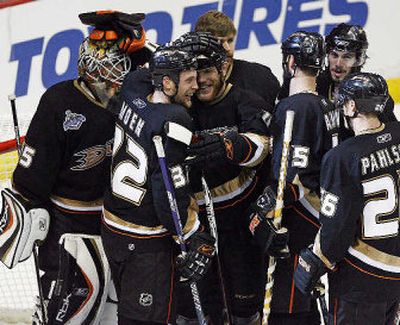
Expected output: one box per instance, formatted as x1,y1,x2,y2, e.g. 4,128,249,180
270,92,342,313
13,80,115,213
102,69,199,255
315,122,400,302
226,59,280,108
189,83,271,210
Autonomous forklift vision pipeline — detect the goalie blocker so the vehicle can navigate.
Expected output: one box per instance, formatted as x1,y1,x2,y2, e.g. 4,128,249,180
0,188,49,268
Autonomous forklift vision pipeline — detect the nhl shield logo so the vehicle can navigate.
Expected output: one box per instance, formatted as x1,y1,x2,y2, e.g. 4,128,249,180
63,110,86,131
139,293,153,307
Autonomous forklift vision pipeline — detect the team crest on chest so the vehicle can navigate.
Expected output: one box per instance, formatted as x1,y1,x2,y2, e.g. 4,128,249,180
63,110,86,131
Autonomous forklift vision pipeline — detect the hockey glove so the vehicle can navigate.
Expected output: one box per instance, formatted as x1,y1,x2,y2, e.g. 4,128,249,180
187,131,238,167
176,231,216,284
248,186,289,259
294,246,327,296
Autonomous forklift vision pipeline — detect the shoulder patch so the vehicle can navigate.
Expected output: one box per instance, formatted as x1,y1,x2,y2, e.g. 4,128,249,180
63,110,86,131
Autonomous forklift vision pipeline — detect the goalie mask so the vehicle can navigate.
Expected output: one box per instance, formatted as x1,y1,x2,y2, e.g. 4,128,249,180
78,35,131,103
335,72,388,114
325,23,368,68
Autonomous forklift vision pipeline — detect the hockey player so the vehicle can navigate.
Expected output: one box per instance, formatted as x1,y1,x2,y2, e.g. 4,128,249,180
249,31,343,325
172,31,277,325
317,23,397,123
101,45,216,325
194,10,280,107
0,11,145,324
295,72,400,325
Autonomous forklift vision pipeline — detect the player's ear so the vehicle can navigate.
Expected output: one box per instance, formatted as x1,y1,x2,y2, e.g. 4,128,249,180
343,100,357,117
162,75,173,91
220,61,229,79
288,55,296,73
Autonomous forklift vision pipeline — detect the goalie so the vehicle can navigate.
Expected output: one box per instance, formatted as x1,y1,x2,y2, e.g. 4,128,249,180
0,10,146,324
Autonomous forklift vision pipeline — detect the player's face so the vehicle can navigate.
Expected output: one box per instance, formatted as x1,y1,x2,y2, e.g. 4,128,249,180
217,33,236,67
196,66,224,102
328,50,358,82
175,69,198,109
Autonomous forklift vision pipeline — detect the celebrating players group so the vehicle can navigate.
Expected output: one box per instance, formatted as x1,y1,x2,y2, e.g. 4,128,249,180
1,8,399,325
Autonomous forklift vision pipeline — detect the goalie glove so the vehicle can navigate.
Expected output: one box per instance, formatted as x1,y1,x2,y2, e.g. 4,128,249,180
294,246,328,296
79,10,146,54
248,186,289,259
0,188,50,268
176,231,216,284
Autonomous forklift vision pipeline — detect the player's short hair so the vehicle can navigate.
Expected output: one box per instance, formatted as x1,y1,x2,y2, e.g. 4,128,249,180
326,23,368,67
194,10,237,37
336,72,388,114
281,31,325,76
149,45,198,90
174,32,227,71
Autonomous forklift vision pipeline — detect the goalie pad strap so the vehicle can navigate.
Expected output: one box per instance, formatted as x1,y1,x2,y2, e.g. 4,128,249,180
0,188,49,268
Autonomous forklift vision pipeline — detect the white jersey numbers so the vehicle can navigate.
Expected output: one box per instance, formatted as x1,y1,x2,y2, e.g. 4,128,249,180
320,188,339,218
18,144,36,168
111,126,148,206
292,145,310,168
362,175,399,239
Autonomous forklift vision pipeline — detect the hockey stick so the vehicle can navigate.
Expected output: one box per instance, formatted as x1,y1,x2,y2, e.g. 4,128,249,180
153,135,207,325
8,94,47,324
314,280,329,325
262,110,295,325
8,95,22,156
201,176,232,325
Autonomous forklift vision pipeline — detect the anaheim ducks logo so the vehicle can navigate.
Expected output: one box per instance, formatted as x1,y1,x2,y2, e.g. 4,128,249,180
71,139,113,171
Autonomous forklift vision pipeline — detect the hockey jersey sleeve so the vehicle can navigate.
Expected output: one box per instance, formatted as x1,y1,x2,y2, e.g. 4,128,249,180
12,89,66,206
151,111,200,240
313,149,363,268
228,90,271,167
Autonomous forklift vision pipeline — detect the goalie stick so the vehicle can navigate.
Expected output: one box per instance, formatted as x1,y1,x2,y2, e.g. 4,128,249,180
153,135,207,325
262,110,295,325
8,94,47,325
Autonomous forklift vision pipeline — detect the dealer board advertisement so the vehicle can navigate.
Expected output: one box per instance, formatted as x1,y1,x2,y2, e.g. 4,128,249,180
0,0,399,140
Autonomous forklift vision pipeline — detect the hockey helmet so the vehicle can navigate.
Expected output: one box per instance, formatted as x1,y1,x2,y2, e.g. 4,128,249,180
78,35,131,88
336,72,388,113
173,32,227,70
325,23,368,67
281,31,325,69
149,45,198,90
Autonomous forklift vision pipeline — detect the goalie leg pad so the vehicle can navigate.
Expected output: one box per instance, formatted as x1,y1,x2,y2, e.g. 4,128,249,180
0,188,49,268
47,233,111,324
